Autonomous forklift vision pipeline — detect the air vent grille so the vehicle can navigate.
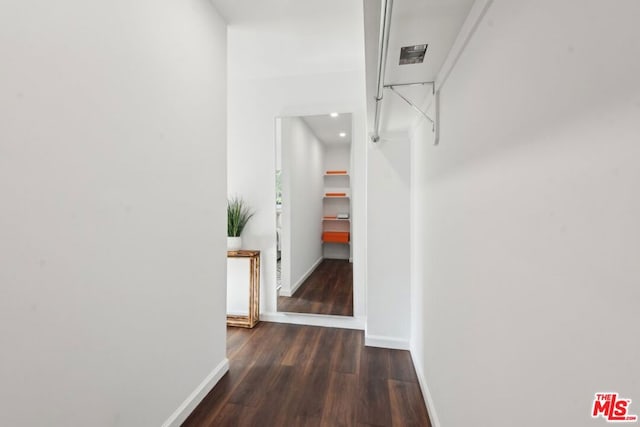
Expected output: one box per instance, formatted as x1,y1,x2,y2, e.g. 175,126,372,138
399,44,428,65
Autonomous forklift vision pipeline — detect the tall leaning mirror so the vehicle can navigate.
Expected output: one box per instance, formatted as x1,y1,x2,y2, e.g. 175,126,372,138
275,113,353,316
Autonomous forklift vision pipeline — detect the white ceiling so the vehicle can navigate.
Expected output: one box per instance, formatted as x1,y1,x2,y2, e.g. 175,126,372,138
302,113,352,146
364,0,475,136
211,0,474,137
211,0,365,80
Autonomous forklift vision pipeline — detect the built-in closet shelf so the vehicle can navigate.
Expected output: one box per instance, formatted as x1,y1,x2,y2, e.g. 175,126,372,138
322,230,350,244
323,163,350,259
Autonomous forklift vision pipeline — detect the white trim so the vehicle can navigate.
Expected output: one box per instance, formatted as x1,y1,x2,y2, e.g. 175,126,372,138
279,256,323,297
261,312,365,330
411,0,494,131
435,0,494,92
410,347,441,427
364,334,410,350
161,358,229,427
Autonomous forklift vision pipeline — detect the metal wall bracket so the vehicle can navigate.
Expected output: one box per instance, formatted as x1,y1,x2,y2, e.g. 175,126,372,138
383,81,440,146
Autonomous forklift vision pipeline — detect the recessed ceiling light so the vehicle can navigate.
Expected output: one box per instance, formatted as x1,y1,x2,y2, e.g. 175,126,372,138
339,132,347,137
330,112,339,118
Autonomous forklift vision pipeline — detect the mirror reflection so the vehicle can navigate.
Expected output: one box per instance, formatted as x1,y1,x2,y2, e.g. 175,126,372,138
275,113,353,316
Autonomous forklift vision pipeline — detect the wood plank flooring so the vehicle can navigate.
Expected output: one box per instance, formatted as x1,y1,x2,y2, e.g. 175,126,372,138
183,322,431,427
277,259,353,316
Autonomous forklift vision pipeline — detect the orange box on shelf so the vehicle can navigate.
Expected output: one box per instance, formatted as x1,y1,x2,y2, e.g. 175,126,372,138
325,192,347,197
325,170,348,175
322,231,350,243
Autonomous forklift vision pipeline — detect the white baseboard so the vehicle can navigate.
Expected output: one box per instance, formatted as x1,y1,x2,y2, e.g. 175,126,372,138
364,334,410,350
161,358,229,427
279,256,323,297
261,311,365,330
410,346,441,427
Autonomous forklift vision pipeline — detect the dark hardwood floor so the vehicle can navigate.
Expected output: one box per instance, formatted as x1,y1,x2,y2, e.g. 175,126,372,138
277,259,353,316
183,322,431,427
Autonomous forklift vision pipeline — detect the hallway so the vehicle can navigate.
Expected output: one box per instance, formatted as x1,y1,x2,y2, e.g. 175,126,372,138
183,323,430,426
3,1,640,426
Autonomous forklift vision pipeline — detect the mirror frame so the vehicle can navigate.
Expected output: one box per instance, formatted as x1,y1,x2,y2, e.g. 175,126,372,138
274,113,354,316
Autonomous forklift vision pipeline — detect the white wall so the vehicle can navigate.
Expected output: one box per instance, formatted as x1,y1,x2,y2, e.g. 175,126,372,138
324,145,352,171
280,117,324,296
365,135,412,348
0,1,228,426
227,37,367,321
410,1,640,426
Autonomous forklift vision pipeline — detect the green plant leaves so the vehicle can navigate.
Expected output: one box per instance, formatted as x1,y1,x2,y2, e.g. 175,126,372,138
227,196,255,237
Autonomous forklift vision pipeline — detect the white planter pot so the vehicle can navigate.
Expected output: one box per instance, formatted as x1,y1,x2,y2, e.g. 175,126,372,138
227,236,242,251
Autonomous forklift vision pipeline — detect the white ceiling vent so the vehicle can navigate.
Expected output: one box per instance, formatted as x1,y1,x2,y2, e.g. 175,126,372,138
399,44,428,65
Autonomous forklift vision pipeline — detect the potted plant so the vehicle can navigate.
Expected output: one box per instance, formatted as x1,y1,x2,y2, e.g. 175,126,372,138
227,196,254,251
